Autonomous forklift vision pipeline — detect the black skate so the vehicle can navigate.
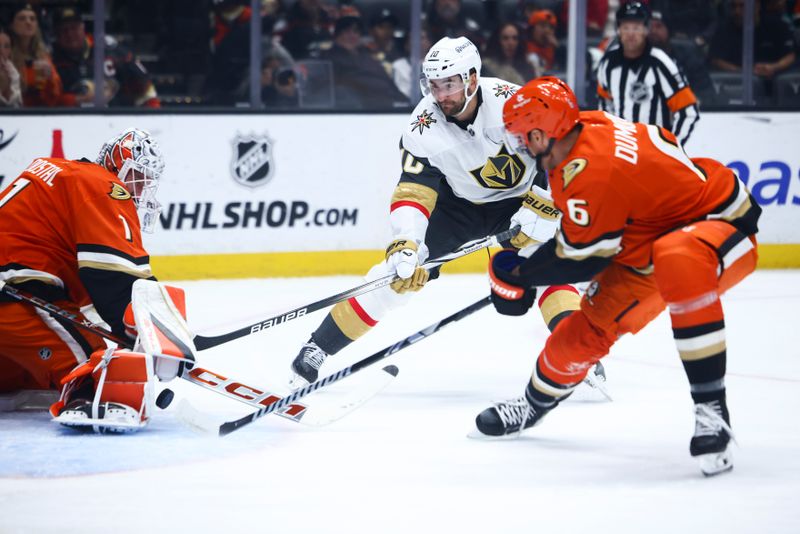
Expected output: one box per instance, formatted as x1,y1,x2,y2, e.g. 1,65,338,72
474,396,554,437
690,400,735,476
289,338,330,388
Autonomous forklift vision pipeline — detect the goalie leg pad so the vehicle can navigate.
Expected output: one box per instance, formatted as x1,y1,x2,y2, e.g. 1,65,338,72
131,280,196,382
51,347,155,433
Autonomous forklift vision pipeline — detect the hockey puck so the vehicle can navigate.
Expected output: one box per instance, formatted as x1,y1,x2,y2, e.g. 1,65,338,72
156,388,175,409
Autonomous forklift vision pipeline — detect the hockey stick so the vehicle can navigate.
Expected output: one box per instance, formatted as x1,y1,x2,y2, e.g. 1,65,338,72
0,281,319,425
192,226,518,351
217,296,493,436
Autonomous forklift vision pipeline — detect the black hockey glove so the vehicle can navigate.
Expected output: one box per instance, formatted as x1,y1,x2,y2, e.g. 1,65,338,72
488,250,537,316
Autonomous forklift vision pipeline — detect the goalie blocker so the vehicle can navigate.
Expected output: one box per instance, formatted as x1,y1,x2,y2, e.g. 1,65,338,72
52,281,196,433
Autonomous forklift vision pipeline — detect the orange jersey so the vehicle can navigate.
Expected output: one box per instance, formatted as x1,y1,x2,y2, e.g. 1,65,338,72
549,111,759,270
0,158,152,314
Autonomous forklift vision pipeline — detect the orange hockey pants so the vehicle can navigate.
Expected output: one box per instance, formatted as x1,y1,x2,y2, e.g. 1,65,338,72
537,221,758,386
0,301,106,391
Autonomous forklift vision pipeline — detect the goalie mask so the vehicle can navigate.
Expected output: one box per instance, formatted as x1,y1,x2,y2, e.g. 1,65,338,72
420,36,481,116
97,128,165,233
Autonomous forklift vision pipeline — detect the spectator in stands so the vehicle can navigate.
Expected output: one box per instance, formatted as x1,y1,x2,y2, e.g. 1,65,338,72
365,7,402,75
8,3,64,107
709,0,796,79
391,28,431,99
425,0,483,46
0,27,22,107
649,9,716,105
651,0,717,47
559,1,611,37
482,22,537,85
260,55,298,108
321,14,407,109
280,0,335,59
205,0,292,106
205,0,254,104
526,9,559,73
51,7,160,108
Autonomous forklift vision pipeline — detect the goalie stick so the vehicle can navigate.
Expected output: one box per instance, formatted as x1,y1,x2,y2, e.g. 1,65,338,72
216,296,494,436
0,281,332,426
192,226,519,351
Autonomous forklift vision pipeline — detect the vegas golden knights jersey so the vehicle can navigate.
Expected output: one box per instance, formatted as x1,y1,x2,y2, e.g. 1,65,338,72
392,77,541,219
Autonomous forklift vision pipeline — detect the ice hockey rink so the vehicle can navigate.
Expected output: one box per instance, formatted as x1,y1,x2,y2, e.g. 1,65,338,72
1,270,799,533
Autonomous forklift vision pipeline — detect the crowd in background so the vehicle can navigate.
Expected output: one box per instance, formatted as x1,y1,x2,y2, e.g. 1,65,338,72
0,0,799,110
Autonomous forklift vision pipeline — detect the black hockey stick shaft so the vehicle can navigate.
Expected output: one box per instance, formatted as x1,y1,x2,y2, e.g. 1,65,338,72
219,295,493,436
193,226,517,351
0,281,133,348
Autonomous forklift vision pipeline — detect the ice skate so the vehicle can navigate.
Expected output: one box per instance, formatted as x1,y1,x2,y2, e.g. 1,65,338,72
473,396,554,438
690,400,735,476
54,399,145,434
289,338,330,389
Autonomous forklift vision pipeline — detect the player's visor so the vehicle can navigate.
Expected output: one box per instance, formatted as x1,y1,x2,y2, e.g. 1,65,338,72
503,129,535,158
420,76,466,98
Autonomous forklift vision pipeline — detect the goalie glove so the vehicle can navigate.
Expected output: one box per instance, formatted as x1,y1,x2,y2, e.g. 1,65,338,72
510,185,560,250
385,239,430,294
488,250,537,316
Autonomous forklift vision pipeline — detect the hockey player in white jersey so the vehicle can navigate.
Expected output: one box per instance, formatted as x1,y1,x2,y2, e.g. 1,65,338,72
289,36,591,386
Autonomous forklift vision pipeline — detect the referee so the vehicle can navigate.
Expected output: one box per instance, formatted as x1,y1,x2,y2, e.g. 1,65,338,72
596,1,700,146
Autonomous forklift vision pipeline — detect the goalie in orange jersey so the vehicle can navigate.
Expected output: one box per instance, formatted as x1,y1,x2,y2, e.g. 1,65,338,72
477,77,761,476
0,128,191,433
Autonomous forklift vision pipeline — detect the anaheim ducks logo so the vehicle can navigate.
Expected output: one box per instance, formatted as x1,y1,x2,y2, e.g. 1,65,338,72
469,145,526,189
108,182,132,200
493,83,517,98
411,110,436,135
561,158,587,190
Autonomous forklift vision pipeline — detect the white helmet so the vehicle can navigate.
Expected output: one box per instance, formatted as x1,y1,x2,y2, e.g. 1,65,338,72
97,128,165,233
420,36,481,115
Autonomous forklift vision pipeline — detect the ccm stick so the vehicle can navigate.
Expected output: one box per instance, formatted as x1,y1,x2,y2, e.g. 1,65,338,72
0,281,352,426
215,296,493,436
192,226,518,350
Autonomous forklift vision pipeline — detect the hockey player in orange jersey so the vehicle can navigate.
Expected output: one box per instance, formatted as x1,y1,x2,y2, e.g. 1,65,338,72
476,77,761,476
0,128,189,432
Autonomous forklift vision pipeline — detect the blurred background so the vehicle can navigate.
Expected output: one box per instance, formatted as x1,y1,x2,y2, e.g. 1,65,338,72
0,0,798,111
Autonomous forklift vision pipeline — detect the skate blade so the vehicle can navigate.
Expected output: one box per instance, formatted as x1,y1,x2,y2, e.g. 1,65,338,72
287,372,311,391
696,448,734,477
582,372,612,402
53,412,145,434
466,429,531,441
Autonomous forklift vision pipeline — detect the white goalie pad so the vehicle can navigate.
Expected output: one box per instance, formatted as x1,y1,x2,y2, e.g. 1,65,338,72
131,279,196,381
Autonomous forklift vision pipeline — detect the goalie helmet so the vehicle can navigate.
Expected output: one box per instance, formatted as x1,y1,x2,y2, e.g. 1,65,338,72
97,128,165,233
420,36,481,115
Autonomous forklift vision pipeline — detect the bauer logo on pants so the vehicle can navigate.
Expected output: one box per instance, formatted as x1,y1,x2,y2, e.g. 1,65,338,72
231,133,274,188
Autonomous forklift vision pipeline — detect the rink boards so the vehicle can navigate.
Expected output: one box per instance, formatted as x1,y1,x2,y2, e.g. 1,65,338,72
0,112,798,278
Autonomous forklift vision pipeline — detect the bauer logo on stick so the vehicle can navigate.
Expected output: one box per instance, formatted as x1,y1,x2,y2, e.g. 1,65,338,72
231,133,274,188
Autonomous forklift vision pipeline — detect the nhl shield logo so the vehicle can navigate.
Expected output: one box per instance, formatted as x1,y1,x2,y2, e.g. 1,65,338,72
231,134,274,188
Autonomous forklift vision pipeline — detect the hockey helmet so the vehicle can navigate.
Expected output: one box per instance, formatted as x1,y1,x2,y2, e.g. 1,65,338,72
616,1,650,26
420,36,481,112
502,76,579,155
97,128,165,233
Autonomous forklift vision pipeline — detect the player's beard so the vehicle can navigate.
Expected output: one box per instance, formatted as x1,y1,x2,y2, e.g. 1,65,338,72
438,94,466,117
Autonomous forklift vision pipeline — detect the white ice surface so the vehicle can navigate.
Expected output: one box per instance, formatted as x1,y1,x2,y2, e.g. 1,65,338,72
2,271,799,533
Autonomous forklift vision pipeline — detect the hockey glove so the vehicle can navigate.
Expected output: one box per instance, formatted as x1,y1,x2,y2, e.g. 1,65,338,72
386,239,429,294
488,249,537,316
510,185,560,251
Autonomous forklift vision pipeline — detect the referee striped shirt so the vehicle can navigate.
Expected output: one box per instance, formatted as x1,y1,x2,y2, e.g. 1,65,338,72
596,43,700,145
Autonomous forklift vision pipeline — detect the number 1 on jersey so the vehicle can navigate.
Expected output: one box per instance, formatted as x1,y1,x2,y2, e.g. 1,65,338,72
0,178,31,209
118,214,133,241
